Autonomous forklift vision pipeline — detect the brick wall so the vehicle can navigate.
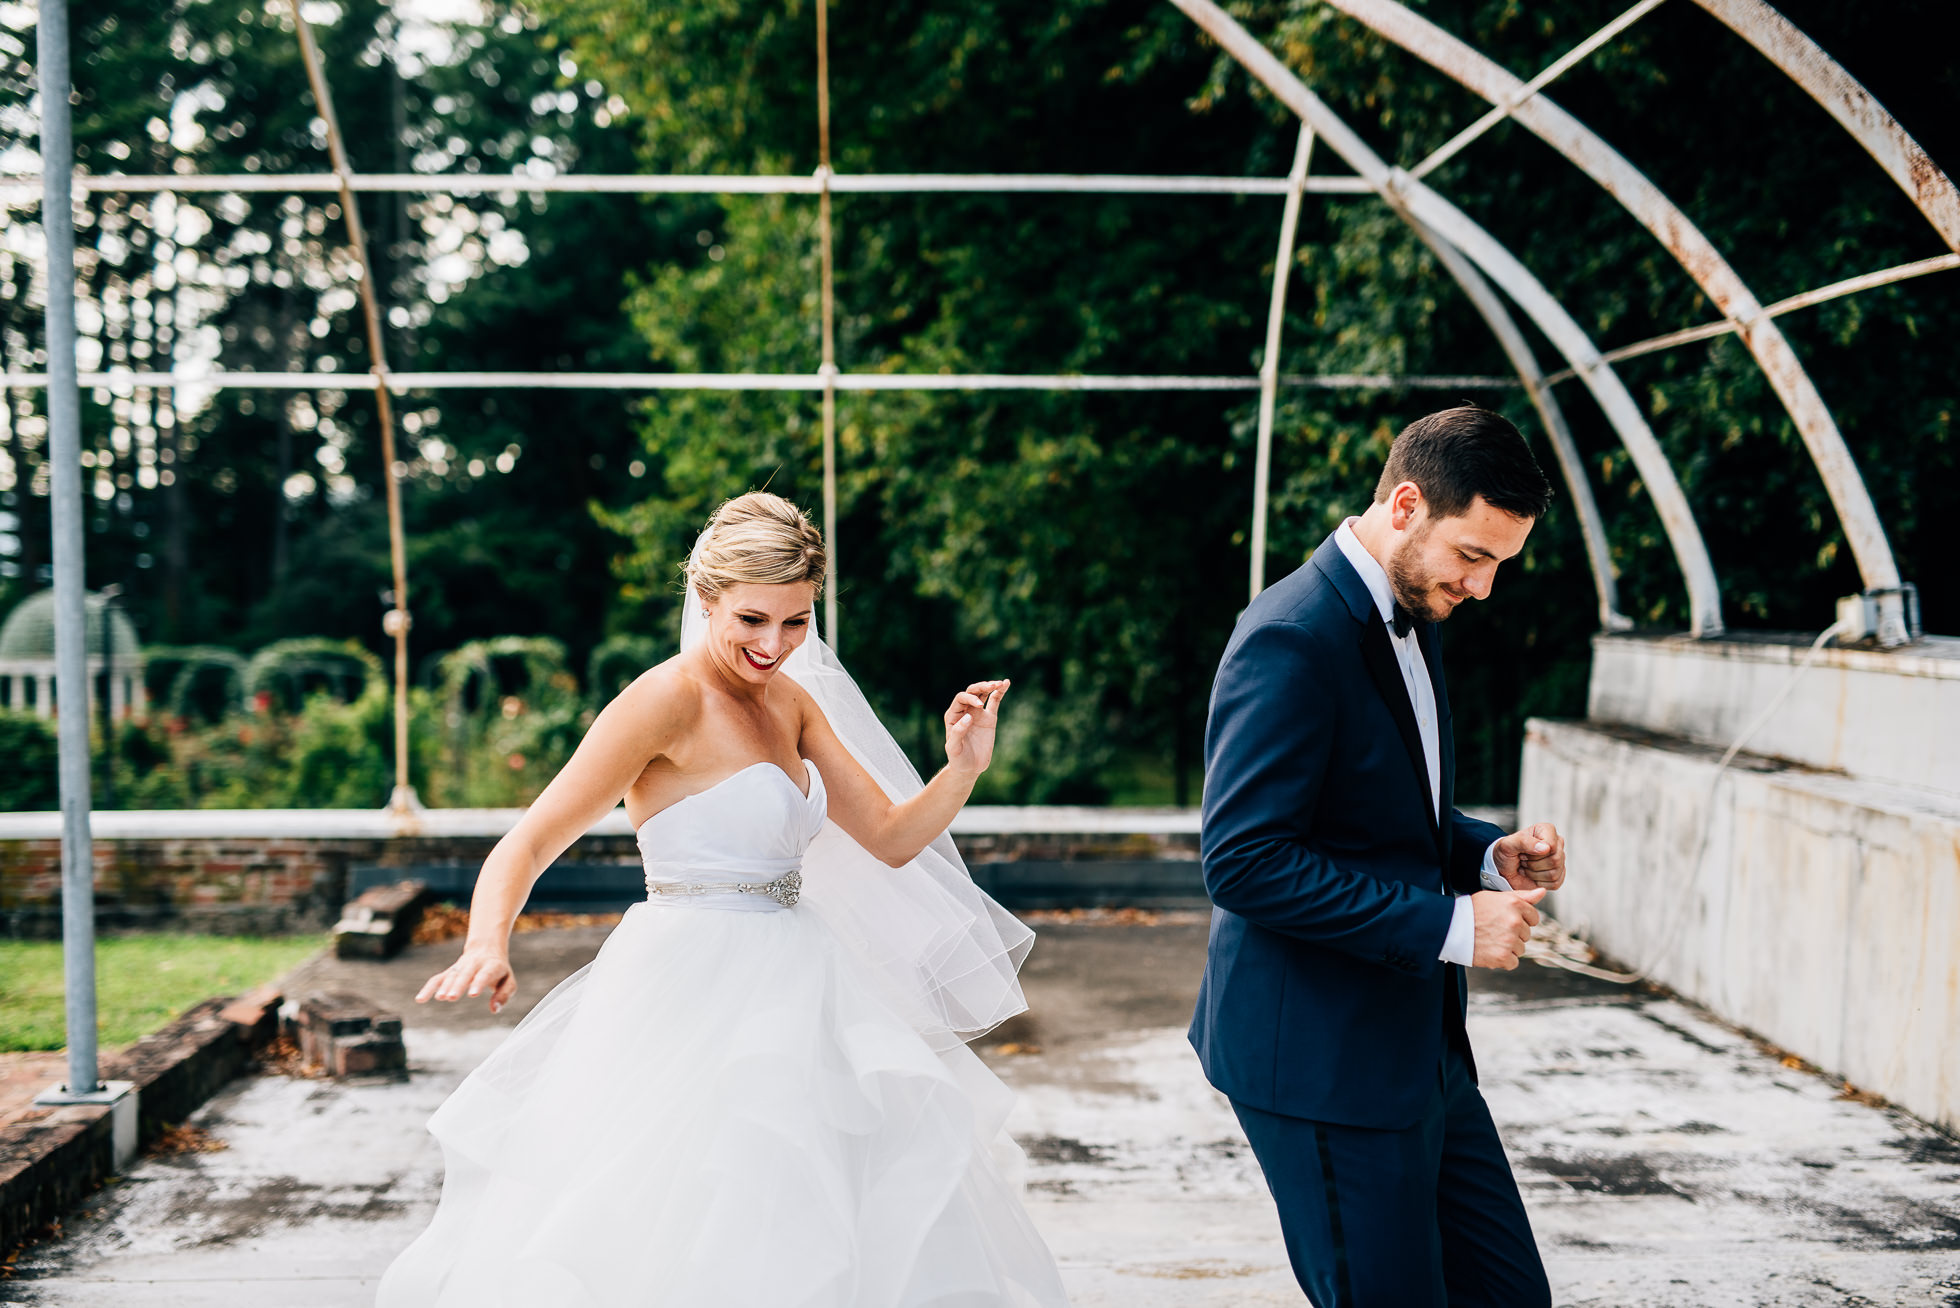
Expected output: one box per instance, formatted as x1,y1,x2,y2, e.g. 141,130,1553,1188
0,833,641,937
0,826,1198,937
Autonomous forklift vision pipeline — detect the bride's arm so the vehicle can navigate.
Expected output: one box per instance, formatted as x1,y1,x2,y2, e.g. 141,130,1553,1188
792,675,1009,868
416,668,693,1012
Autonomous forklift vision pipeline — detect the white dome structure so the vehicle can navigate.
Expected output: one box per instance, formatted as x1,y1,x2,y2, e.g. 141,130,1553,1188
0,588,146,721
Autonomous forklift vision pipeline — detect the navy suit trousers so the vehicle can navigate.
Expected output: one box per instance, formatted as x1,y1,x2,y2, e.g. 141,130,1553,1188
1230,1042,1550,1308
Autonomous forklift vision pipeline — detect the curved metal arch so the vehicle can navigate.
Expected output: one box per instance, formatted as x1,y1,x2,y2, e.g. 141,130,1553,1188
1319,0,1905,618
1247,128,1627,629
1401,217,1631,631
1691,0,1960,254
1172,0,1725,635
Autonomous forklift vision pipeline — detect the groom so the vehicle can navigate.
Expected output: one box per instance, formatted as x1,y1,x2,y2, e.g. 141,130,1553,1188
1192,406,1567,1307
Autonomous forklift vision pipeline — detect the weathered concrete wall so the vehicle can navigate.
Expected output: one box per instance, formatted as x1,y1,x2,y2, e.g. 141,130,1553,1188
1523,716,1960,1133
1587,633,1960,795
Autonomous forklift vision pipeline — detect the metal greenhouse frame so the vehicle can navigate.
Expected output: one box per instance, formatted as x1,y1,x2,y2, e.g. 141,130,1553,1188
7,0,1953,1099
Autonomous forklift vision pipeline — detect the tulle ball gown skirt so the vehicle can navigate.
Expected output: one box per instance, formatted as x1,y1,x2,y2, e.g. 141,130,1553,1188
376,898,1070,1307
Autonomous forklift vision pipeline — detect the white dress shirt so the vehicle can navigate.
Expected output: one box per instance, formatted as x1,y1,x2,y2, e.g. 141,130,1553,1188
1333,521,1507,966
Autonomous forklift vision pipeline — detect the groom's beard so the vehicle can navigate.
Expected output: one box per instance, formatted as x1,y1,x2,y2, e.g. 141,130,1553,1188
1387,526,1456,624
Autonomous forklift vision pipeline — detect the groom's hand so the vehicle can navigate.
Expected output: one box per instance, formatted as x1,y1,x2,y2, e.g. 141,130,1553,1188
1493,822,1566,892
1470,887,1546,970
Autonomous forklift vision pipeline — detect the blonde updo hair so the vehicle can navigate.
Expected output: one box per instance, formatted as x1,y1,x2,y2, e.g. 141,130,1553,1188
686,492,827,604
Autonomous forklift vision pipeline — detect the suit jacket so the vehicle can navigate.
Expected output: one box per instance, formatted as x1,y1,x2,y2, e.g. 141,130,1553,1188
1189,531,1504,1130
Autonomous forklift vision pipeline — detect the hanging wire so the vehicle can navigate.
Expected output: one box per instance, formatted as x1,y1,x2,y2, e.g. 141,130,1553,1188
1528,620,1851,985
285,0,418,813
815,0,839,649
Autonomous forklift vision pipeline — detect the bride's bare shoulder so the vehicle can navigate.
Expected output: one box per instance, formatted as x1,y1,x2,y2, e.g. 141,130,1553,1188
592,656,705,746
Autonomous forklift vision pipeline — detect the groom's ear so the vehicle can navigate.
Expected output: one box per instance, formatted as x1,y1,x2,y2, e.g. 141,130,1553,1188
1385,480,1425,532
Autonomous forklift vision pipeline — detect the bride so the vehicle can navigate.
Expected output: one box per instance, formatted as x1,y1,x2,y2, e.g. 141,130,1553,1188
377,492,1069,1306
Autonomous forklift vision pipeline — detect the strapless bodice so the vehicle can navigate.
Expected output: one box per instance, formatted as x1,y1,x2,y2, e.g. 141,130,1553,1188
635,760,826,911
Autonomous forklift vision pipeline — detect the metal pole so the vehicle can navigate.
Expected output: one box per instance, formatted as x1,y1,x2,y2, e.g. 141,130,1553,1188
286,0,417,810
0,369,1525,392
37,0,100,1098
5,170,1378,198
1249,125,1313,601
815,0,838,648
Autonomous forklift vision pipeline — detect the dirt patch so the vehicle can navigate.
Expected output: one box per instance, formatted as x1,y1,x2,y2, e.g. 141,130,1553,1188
0,1053,69,1131
1021,1135,1115,1166
1520,1151,1694,1199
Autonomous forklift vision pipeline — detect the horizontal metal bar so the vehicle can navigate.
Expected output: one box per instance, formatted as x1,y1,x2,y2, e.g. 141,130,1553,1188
0,171,1377,198
1761,251,1960,316
1543,251,1960,384
1,369,1518,392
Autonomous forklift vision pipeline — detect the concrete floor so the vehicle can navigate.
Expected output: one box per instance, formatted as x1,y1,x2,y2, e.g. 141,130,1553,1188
5,919,1958,1307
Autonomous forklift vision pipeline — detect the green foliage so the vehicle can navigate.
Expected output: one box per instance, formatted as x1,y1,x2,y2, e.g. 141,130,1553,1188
244,637,384,711
586,633,665,701
141,646,250,721
430,637,587,806
1,0,670,676
0,712,59,810
3,0,1954,807
0,933,328,1051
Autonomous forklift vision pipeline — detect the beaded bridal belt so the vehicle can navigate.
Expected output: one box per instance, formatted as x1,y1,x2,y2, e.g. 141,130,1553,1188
643,867,803,910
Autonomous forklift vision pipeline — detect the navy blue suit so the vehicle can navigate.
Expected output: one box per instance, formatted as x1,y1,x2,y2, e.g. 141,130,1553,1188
1191,532,1549,1307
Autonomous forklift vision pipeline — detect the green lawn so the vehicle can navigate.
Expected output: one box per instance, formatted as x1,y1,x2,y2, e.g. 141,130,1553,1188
0,934,327,1052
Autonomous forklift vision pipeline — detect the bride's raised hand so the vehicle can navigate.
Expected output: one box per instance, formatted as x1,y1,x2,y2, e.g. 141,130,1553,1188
416,945,517,1015
944,679,1010,776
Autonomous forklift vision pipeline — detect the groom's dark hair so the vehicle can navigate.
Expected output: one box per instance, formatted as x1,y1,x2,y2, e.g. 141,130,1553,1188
1373,405,1551,521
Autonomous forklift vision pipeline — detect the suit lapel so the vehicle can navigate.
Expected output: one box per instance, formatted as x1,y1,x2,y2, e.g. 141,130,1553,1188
1357,616,1443,852
1419,620,1456,870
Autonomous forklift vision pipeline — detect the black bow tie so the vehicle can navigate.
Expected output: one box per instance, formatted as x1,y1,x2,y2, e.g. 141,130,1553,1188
1391,604,1417,638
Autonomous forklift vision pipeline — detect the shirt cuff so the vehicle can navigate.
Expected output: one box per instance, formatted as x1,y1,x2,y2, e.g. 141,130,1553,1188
1439,894,1475,966
1442,841,1513,965
1478,839,1511,892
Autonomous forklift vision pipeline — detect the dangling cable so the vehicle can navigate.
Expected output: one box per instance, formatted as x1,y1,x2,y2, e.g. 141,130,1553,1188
1529,619,1850,985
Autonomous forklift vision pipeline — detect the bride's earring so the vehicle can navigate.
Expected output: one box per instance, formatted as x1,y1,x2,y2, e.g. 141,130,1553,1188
700,608,709,618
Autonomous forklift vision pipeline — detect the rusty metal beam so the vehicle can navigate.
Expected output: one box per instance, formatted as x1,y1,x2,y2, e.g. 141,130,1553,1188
286,0,418,811
1170,0,1722,634
1410,0,1669,181
1690,0,1959,254
1319,0,1905,641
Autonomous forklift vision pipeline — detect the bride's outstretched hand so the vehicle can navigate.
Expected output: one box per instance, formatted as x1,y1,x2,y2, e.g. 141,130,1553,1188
416,946,517,1015
944,679,1010,776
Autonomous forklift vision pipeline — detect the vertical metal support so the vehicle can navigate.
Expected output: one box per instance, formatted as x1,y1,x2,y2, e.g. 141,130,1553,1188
815,0,839,647
37,0,101,1099
288,1,417,809
1249,125,1313,601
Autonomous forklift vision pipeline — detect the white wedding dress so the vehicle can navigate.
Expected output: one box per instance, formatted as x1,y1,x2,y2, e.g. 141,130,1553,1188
376,756,1071,1307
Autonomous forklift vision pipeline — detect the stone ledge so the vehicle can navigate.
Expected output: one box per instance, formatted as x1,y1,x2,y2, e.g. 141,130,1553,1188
1522,716,1960,1134
0,987,285,1259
